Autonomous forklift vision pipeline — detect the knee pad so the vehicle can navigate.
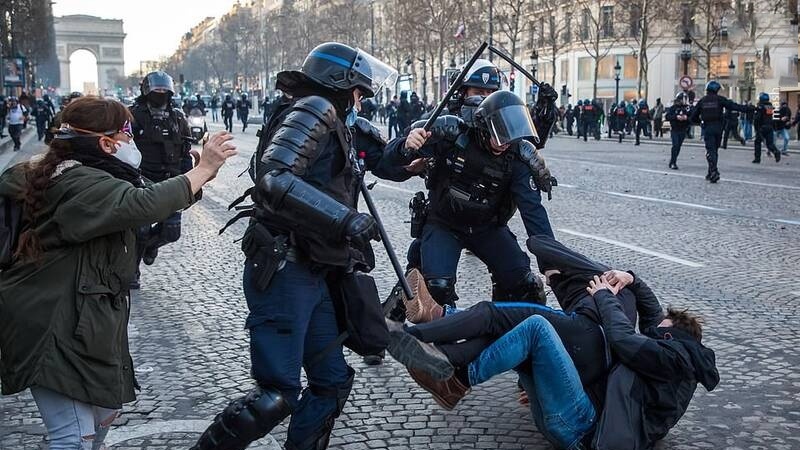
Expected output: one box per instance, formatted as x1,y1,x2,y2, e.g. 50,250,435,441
190,385,291,450
288,368,355,450
426,278,458,307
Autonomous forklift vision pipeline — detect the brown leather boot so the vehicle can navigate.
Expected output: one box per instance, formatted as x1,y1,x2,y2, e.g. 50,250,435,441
408,368,470,410
404,268,443,324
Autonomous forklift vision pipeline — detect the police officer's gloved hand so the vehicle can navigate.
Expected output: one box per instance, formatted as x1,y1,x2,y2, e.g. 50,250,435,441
344,212,382,248
536,83,559,105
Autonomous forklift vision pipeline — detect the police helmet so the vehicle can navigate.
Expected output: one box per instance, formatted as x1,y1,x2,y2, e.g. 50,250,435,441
758,92,769,103
705,80,721,94
276,42,397,99
584,98,590,105
638,100,647,107
618,100,626,106
474,91,539,146
577,100,583,106
567,104,572,109
69,91,83,100
141,71,175,96
460,59,502,91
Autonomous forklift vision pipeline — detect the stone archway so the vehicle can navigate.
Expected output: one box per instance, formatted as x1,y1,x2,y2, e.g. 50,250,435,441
54,15,125,95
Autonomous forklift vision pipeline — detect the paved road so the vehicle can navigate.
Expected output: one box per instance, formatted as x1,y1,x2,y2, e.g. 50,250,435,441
2,122,799,449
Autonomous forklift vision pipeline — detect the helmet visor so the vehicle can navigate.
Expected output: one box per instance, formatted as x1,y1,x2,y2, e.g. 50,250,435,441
146,73,175,94
353,48,398,98
484,104,539,145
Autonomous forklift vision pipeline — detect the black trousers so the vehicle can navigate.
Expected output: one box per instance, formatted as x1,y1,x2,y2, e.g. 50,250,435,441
653,118,663,137
702,123,723,175
670,130,687,166
753,126,779,162
223,114,233,132
408,301,607,386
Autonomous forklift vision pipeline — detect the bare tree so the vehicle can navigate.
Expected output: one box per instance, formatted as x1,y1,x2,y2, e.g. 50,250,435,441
534,0,572,86
575,0,622,97
618,0,672,98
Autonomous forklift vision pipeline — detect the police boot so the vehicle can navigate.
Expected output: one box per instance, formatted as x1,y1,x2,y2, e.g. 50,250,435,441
191,385,292,450
285,369,354,450
362,350,385,366
709,170,720,183
142,246,158,266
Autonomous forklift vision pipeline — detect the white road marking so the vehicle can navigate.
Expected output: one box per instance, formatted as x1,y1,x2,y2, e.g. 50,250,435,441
637,168,800,190
547,156,800,191
775,219,800,226
557,228,705,268
370,181,417,195
105,419,280,448
603,191,727,211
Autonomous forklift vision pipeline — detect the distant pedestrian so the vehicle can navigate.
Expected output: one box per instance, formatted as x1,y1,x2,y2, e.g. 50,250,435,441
0,95,7,138
5,97,27,151
742,101,754,141
775,101,791,155
210,94,220,122
387,96,399,139
652,98,664,137
565,104,575,136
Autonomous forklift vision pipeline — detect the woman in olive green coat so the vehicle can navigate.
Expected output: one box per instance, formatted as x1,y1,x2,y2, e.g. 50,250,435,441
0,96,236,450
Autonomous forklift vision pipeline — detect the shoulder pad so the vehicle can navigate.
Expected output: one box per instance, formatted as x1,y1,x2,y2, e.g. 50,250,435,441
293,96,338,129
354,117,386,145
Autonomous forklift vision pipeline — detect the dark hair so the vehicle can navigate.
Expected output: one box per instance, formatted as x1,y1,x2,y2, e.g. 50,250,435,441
16,96,132,261
665,307,704,342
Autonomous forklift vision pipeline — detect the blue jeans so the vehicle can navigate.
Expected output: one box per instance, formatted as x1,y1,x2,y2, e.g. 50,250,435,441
468,316,595,449
742,119,753,140
778,128,790,153
244,261,352,445
30,386,119,450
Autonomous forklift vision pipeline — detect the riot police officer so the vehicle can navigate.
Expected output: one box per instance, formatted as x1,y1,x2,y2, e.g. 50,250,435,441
191,43,400,450
665,92,692,170
575,99,584,139
129,71,193,288
221,94,236,132
634,100,651,146
612,100,629,143
565,104,575,135
237,93,251,132
380,88,557,313
581,98,598,141
752,92,780,164
44,92,83,144
689,80,748,183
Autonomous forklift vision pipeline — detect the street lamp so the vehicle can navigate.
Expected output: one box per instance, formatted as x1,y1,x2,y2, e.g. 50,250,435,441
530,49,539,80
728,59,736,99
614,60,621,104
680,32,693,76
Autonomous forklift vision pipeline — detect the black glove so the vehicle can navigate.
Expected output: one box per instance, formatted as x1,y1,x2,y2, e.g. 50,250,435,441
537,83,559,104
344,212,381,248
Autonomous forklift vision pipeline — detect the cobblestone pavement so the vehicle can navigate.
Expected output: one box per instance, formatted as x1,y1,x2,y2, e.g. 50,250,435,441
2,123,799,449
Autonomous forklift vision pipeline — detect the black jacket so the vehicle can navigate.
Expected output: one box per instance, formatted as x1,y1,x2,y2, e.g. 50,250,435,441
591,289,719,450
665,105,692,132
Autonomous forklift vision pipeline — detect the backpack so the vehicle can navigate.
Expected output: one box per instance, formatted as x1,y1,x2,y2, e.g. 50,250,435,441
0,195,23,270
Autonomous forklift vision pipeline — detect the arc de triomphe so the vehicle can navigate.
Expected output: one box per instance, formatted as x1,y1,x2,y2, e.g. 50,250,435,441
54,15,125,94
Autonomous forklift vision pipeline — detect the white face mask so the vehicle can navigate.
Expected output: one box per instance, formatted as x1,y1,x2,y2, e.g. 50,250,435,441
113,140,142,169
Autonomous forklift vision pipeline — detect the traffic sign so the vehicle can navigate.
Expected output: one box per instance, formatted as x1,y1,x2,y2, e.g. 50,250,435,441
679,76,693,90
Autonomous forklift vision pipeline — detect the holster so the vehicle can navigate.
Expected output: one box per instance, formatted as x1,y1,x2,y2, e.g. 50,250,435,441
241,222,288,291
408,191,428,238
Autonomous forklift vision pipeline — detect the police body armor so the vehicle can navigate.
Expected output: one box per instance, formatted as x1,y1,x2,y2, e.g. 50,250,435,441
234,95,376,270
700,95,722,123
426,130,516,228
131,103,186,181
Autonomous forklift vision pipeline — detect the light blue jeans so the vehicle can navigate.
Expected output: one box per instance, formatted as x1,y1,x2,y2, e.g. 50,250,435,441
468,315,596,450
778,128,790,153
30,386,119,450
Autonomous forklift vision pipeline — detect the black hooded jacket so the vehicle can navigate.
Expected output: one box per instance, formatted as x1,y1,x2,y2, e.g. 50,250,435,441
591,289,720,450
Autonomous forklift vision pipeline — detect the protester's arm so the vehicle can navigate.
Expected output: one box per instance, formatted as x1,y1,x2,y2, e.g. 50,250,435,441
589,280,686,382
626,273,665,331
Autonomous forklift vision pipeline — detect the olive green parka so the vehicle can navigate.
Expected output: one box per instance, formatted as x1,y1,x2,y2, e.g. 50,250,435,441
0,161,194,408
